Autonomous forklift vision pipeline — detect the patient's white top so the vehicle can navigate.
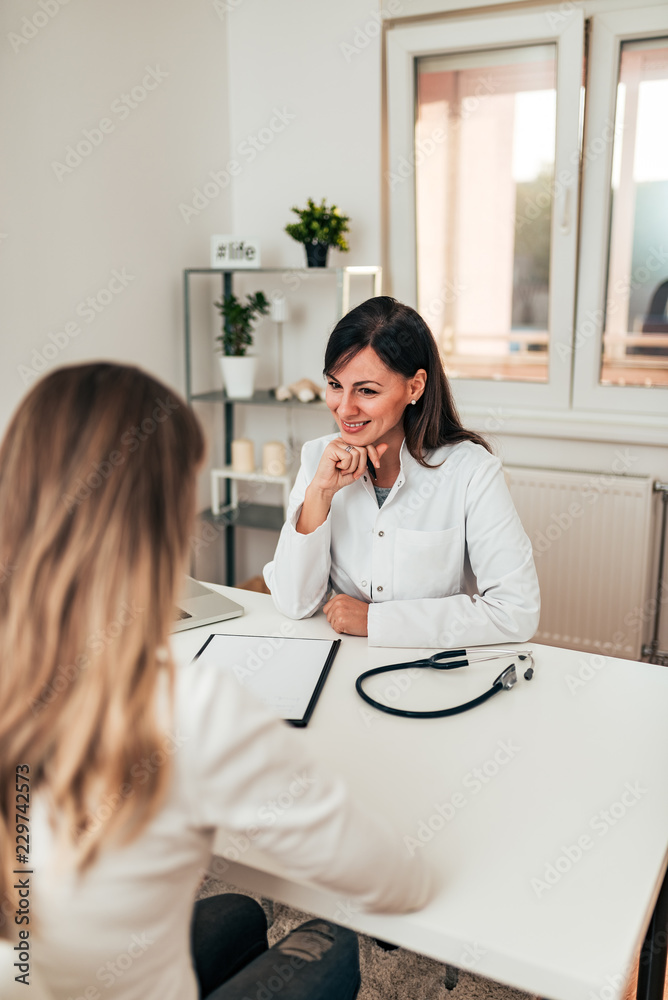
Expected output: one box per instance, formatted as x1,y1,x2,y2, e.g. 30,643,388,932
30,652,432,1000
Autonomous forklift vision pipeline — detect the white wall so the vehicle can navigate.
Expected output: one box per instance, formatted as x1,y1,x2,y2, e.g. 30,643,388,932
2,0,666,647
0,0,233,421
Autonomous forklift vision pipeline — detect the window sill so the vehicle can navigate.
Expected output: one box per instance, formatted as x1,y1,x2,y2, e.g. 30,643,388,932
460,405,668,447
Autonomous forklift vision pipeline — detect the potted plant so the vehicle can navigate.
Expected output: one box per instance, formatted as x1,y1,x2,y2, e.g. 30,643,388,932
214,290,269,398
284,197,351,267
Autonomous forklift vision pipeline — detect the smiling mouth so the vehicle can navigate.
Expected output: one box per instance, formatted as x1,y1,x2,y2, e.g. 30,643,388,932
341,419,371,429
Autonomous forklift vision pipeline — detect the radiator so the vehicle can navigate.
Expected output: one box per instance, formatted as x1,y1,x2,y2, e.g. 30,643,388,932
505,466,654,659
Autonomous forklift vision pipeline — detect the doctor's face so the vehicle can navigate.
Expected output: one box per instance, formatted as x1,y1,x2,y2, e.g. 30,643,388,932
325,346,424,450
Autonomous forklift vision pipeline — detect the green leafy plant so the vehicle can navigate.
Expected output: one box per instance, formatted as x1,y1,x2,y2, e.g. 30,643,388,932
214,291,270,356
284,197,350,251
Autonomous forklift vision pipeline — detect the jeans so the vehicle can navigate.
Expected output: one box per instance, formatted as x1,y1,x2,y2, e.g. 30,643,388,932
192,894,361,1000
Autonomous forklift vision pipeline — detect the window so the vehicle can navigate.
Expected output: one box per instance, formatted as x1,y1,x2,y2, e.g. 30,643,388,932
416,45,557,383
386,4,668,419
596,35,668,388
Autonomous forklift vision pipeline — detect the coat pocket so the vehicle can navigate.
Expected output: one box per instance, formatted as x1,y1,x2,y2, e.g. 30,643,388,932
393,526,462,600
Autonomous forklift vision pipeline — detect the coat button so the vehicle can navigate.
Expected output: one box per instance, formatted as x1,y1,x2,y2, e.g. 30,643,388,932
378,530,384,537
376,585,383,592
361,580,367,587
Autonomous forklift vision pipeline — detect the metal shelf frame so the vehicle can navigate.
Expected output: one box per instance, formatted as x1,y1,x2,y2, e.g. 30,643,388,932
183,265,382,584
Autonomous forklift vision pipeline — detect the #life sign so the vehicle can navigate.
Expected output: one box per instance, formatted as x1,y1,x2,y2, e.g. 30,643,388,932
211,236,261,268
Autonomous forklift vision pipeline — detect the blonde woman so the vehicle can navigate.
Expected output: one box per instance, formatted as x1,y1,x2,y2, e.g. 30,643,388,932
0,363,432,1000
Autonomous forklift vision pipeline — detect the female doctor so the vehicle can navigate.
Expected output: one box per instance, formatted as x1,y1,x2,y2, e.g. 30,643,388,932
264,296,540,648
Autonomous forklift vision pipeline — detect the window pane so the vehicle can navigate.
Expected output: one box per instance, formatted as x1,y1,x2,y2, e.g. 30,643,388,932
602,38,668,387
416,45,557,382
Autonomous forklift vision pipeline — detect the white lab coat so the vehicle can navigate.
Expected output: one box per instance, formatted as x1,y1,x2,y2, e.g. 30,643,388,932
263,433,540,648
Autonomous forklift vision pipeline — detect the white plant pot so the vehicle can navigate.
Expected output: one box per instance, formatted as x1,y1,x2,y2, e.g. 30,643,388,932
219,355,257,399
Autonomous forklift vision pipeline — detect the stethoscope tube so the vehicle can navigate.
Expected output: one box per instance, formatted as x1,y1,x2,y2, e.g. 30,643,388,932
355,648,534,719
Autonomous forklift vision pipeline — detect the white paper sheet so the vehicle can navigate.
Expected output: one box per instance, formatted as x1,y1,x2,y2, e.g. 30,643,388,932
195,633,338,723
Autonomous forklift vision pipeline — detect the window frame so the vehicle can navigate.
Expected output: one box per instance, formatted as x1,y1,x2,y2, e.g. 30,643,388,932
572,5,668,416
385,10,585,410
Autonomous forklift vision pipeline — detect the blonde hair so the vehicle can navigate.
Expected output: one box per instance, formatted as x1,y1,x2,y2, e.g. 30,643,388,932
0,363,204,938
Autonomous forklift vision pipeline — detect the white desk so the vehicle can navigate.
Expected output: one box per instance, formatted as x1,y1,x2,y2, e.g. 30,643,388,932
171,586,668,1000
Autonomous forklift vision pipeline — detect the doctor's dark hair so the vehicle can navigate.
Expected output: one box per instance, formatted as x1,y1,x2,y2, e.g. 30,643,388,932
324,296,491,467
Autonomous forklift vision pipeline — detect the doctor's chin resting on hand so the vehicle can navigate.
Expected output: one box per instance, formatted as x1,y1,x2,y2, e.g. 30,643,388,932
263,296,541,649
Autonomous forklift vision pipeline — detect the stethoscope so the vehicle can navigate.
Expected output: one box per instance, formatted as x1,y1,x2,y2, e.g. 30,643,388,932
355,647,535,719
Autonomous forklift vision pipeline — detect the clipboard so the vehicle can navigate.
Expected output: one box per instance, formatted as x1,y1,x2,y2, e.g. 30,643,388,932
192,632,341,727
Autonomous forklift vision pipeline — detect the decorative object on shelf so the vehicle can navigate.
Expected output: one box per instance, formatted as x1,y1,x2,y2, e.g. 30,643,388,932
231,438,255,473
219,355,257,399
215,290,270,399
262,441,287,477
284,198,350,268
210,235,261,269
271,293,289,387
274,377,326,403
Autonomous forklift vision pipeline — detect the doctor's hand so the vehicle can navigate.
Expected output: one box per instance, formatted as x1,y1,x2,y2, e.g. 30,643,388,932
322,594,369,637
310,438,389,497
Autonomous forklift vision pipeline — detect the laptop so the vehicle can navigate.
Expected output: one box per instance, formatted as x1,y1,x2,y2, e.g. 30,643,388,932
172,576,244,633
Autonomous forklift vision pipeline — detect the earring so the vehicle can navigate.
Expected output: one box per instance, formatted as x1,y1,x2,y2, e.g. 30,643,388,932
411,399,417,405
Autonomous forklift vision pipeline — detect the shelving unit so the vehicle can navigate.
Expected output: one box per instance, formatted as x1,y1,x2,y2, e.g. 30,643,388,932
210,467,292,519
183,265,382,584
